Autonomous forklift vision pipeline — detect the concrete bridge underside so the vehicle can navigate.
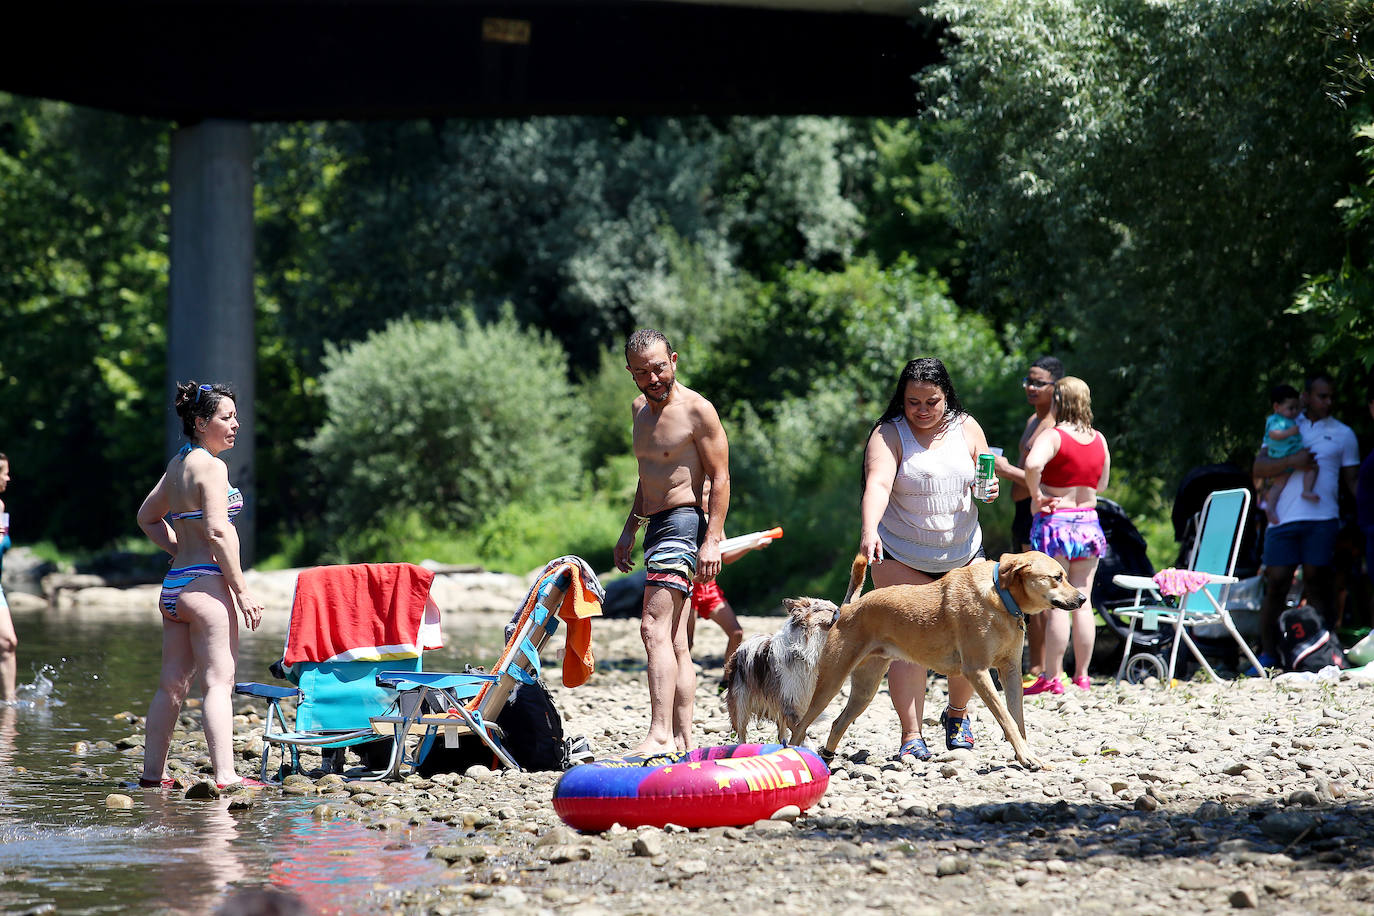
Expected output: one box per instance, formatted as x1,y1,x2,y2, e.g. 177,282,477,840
3,1,941,561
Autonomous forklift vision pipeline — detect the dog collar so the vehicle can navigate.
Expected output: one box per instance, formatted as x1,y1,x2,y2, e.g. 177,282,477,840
993,563,1024,624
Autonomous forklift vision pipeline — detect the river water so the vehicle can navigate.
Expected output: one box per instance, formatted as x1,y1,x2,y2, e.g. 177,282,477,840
0,604,507,915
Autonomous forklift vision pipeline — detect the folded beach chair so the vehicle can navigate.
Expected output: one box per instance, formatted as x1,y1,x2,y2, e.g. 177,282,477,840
235,562,458,782
370,556,604,773
1111,488,1265,686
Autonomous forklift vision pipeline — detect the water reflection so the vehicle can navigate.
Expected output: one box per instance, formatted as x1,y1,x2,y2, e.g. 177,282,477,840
0,608,503,915
140,793,247,912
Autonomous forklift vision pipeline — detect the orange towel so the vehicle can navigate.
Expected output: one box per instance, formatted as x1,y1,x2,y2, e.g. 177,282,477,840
556,563,602,688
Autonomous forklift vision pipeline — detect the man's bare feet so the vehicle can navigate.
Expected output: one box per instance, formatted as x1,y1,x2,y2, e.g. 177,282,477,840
630,739,677,758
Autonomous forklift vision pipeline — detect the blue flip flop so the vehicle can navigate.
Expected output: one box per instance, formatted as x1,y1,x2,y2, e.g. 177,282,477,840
894,736,932,761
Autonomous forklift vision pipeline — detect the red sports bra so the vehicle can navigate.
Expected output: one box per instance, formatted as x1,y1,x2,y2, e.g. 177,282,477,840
1040,428,1106,489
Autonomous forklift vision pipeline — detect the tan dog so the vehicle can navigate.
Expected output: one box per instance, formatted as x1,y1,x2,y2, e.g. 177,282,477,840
791,550,1085,770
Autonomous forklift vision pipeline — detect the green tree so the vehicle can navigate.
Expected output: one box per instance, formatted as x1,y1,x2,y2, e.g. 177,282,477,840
0,95,168,548
1291,122,1374,372
253,116,872,368
856,118,966,288
1288,2,1374,380
923,0,1357,484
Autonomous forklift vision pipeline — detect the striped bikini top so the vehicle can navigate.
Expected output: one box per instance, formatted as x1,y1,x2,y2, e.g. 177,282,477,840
168,443,244,521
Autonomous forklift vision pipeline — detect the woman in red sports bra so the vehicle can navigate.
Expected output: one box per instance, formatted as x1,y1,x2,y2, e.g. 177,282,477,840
1022,377,1112,695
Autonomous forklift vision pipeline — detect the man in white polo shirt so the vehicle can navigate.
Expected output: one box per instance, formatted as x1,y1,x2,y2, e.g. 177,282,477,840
1252,374,1359,669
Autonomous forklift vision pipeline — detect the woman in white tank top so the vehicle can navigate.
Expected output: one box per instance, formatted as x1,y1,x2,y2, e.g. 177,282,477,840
859,358,1000,762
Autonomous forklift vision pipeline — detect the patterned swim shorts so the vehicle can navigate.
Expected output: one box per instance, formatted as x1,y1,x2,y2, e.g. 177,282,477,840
643,506,706,596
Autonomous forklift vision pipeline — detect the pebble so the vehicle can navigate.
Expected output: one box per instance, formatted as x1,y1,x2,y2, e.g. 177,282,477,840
632,834,664,857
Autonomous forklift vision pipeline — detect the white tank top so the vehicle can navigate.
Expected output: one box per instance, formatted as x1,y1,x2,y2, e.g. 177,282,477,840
877,415,982,574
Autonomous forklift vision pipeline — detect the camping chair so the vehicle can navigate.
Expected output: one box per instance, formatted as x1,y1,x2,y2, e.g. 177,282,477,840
1111,488,1266,686
235,562,458,782
370,556,603,774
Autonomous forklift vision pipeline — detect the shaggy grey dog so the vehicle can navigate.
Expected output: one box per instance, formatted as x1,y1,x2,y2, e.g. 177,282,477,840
723,597,836,744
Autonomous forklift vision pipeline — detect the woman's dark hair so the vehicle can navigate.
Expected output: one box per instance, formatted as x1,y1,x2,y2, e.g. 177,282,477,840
862,358,965,498
174,381,236,440
1031,355,1065,380
873,357,965,434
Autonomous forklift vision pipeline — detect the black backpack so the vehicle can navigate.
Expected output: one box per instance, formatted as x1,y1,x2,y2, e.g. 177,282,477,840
1278,605,1348,673
416,675,566,775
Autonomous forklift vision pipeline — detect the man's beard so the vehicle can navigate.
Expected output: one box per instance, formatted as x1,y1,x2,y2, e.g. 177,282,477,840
640,378,674,403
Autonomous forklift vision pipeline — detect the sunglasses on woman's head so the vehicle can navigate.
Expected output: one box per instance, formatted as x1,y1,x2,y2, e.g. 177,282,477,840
195,384,213,403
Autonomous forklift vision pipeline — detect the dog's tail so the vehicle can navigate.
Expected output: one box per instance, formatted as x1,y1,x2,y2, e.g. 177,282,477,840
841,553,869,606
830,553,869,626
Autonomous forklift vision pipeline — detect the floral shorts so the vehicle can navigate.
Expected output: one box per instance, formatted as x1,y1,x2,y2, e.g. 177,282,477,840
1030,507,1107,561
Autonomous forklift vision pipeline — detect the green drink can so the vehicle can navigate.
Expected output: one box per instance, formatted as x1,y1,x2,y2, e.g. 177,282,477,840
974,452,996,501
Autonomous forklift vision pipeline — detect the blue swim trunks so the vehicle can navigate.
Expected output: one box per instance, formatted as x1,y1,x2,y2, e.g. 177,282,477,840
643,506,706,596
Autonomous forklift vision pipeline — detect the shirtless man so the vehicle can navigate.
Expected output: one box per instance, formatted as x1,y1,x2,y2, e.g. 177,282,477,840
994,356,1063,683
614,329,730,756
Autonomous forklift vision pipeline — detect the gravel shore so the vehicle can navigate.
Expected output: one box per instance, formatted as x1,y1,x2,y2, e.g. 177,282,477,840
124,601,1374,916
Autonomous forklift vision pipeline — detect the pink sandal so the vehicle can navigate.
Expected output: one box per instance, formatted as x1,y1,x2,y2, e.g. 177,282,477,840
1023,674,1064,696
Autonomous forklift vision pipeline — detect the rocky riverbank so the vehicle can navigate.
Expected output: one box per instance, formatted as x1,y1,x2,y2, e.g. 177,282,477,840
104,602,1374,916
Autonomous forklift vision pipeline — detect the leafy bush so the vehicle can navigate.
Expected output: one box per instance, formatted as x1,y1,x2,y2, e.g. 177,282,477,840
307,311,585,542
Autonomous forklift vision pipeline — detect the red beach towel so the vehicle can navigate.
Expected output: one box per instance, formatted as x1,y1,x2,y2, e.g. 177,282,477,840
283,563,442,666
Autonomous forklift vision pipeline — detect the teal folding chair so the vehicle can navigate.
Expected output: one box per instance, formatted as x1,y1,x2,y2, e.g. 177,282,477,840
1112,488,1266,685
235,562,460,781
236,656,439,781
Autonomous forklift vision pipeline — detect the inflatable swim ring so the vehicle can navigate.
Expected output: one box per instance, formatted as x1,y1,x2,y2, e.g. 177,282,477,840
552,743,829,832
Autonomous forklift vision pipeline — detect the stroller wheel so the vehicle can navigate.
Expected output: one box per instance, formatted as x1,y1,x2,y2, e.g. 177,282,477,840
1124,652,1167,685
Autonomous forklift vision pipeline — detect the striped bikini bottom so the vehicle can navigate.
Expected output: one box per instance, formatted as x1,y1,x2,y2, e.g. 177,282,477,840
160,564,223,621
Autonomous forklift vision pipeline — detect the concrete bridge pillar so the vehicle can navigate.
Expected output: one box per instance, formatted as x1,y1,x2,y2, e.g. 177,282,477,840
167,120,257,564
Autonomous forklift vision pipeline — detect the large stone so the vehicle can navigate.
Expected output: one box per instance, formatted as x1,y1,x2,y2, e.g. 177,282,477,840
1259,810,1318,843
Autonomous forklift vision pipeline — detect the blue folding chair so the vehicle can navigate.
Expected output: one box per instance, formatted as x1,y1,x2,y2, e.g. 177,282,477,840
369,564,579,772
1112,488,1266,685
235,562,457,781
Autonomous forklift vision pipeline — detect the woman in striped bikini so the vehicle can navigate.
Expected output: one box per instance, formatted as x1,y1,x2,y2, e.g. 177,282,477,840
135,381,267,789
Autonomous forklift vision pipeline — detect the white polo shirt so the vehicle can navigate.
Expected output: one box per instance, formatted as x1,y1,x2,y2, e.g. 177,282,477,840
1267,413,1359,525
